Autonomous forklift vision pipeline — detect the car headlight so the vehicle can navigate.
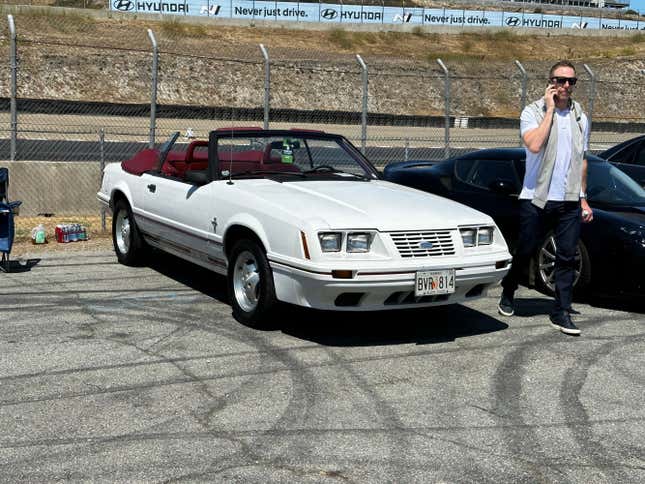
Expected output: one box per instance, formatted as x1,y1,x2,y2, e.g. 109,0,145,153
318,232,342,252
477,227,494,245
460,226,494,247
347,232,372,253
460,228,476,248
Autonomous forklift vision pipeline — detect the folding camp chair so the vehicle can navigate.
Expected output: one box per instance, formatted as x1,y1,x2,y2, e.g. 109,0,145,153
0,167,22,272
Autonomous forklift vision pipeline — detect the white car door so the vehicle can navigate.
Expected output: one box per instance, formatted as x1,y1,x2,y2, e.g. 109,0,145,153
139,175,225,268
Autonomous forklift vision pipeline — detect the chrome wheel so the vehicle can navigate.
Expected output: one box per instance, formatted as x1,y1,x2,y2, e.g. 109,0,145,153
233,250,261,312
115,209,131,255
538,236,581,292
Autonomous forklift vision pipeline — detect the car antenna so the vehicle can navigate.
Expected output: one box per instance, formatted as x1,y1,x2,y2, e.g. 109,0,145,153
226,128,234,185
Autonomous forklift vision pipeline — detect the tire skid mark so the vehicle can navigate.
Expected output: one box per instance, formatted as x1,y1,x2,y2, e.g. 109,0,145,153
80,295,304,478
135,312,320,482
559,339,633,483
491,332,572,482
4,421,645,452
72,295,254,465
126,299,351,482
3,333,644,407
318,348,414,482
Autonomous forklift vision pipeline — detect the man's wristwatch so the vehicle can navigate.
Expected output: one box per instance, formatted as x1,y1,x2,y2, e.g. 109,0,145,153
580,192,587,199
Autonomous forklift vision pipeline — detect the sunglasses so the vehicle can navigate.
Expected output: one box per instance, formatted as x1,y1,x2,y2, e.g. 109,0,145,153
551,76,578,86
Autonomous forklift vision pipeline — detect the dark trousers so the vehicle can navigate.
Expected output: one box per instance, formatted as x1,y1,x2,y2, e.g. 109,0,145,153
501,200,581,316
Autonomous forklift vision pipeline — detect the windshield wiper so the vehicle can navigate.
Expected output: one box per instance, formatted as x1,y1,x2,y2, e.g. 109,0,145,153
226,170,306,178
302,166,371,180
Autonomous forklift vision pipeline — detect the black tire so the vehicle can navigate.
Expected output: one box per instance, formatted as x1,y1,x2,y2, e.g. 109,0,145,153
227,239,277,329
112,199,145,266
534,233,591,296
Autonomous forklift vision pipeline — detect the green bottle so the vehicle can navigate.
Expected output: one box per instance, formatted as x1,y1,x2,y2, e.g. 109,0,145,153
281,139,293,164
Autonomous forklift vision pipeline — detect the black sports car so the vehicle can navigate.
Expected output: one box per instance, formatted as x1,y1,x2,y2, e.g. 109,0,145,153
599,134,645,188
383,148,645,298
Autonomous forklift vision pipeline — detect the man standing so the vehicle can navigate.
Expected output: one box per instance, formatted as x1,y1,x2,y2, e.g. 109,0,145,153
497,60,593,335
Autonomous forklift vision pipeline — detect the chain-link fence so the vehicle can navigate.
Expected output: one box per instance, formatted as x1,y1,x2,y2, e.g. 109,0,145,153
1,10,644,224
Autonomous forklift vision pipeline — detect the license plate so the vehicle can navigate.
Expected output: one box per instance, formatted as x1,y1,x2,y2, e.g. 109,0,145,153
415,269,455,296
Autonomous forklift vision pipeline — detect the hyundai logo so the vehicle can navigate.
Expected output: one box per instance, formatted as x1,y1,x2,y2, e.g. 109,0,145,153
113,0,135,11
419,241,434,249
505,16,520,26
321,8,338,20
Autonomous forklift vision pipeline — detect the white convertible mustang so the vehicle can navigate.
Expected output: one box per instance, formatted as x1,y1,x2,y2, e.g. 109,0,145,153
98,128,511,327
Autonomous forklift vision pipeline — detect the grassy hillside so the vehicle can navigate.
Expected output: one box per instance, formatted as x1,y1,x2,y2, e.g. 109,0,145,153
0,6,644,120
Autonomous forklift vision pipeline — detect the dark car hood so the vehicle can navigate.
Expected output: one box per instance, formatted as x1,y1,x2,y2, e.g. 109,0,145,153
596,205,645,226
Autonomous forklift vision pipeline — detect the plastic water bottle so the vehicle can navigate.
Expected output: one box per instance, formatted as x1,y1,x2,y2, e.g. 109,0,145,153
31,224,46,244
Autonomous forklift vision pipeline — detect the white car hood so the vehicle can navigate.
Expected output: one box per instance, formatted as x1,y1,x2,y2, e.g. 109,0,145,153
236,179,493,230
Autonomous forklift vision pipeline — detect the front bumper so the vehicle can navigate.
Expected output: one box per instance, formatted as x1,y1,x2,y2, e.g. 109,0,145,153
270,258,511,311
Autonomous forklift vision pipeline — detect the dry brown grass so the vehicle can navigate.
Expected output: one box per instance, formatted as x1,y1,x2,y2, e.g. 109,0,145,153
4,7,644,63
10,215,113,257
14,215,111,243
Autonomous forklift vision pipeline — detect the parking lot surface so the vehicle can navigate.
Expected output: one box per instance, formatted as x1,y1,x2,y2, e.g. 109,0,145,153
1,251,644,483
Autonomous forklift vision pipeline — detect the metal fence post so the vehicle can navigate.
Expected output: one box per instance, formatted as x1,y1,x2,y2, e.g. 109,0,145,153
356,54,368,154
436,58,450,159
514,60,527,113
8,15,17,162
514,60,527,146
583,63,595,134
148,29,158,149
99,128,106,232
259,44,270,129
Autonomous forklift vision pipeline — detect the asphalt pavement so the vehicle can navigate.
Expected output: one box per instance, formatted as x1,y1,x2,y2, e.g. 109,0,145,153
0,250,643,483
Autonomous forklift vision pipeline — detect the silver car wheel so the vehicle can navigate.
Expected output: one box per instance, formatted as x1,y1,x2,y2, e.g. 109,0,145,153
538,236,581,292
115,209,131,255
233,250,261,313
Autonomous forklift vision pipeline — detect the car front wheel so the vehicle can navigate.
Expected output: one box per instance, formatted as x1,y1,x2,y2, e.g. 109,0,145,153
228,239,277,329
535,234,591,296
112,199,145,266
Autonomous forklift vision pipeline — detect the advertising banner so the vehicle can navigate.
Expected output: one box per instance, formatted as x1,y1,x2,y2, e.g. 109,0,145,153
109,0,644,31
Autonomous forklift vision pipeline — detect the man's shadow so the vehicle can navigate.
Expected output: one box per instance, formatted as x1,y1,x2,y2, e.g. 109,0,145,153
584,295,645,314
512,293,645,316
146,251,508,346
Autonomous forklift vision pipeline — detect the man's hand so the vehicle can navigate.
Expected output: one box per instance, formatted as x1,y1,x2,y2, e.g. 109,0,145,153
545,84,557,111
581,198,593,223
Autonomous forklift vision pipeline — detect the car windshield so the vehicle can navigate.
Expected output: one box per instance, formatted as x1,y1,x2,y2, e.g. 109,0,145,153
153,131,180,171
587,162,645,206
216,133,378,180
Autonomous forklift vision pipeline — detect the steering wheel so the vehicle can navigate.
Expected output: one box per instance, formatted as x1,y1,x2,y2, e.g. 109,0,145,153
308,165,337,172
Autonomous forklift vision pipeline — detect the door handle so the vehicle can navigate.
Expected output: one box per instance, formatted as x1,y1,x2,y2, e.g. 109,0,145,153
147,184,156,193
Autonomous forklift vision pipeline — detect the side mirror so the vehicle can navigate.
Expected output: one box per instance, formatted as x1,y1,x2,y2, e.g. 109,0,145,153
185,170,210,186
488,179,517,195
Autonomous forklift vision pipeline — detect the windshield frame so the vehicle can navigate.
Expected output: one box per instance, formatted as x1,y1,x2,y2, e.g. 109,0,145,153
208,129,380,182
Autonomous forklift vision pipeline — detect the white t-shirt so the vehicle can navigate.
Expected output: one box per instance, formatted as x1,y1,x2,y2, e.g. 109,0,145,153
519,104,589,201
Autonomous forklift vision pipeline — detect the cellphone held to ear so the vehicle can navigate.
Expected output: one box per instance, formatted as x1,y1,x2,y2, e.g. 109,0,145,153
547,83,558,102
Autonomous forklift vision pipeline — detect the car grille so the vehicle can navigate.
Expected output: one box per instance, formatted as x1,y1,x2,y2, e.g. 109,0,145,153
388,230,456,258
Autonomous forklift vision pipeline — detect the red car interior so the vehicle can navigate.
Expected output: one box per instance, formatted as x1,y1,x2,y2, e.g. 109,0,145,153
122,140,300,179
